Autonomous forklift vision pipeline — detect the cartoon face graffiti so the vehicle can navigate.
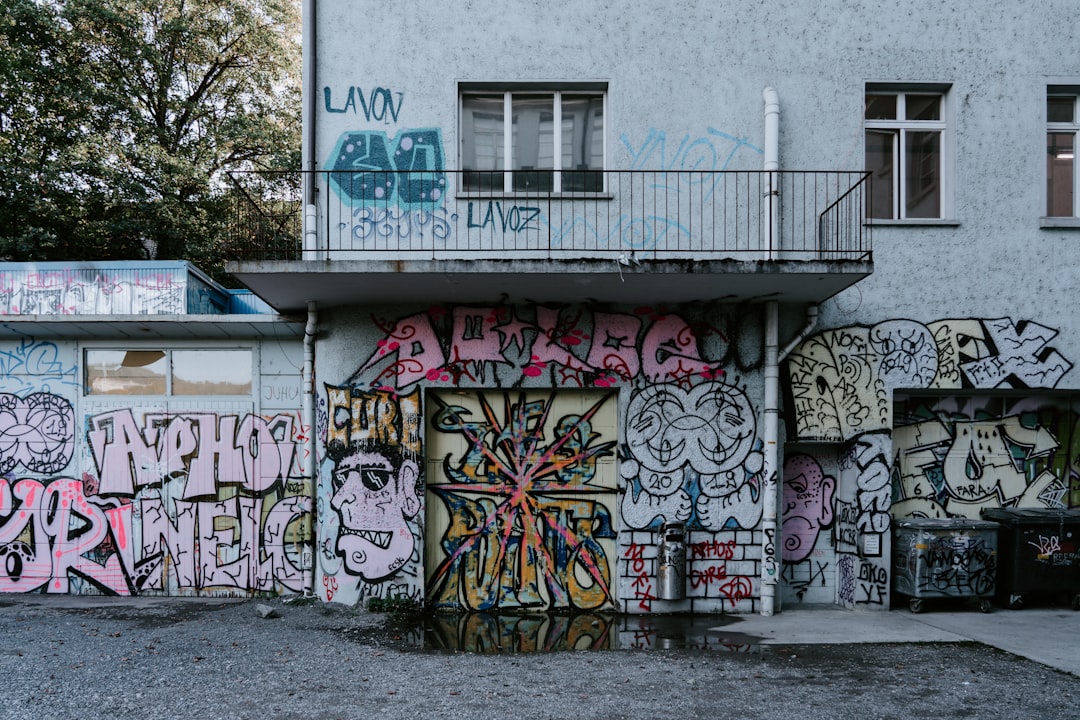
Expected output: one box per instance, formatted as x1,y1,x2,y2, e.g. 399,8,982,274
781,453,836,563
330,447,421,582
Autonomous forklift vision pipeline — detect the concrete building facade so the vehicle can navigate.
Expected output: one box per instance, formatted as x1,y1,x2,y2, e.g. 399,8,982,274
4,2,1080,622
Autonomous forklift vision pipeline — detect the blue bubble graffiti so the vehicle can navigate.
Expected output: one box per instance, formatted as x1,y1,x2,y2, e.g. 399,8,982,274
326,129,446,210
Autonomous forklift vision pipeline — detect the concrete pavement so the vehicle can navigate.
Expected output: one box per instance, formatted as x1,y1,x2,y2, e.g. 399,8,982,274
720,605,1080,677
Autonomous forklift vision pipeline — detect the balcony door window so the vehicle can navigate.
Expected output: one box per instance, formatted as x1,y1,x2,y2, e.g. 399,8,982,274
461,87,605,193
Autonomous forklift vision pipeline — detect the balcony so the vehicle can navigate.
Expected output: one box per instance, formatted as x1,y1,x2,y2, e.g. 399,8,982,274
226,170,873,312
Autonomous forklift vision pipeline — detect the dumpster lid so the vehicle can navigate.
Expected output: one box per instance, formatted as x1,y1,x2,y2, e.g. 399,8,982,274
980,507,1080,524
895,517,1000,531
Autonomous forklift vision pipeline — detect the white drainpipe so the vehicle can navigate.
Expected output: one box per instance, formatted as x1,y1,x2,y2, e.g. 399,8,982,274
302,301,318,594
302,0,319,260
758,86,779,616
762,301,820,617
760,87,782,615
763,87,780,261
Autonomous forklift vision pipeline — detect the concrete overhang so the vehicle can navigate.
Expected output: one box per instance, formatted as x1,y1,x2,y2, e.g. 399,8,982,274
0,315,305,340
228,257,874,313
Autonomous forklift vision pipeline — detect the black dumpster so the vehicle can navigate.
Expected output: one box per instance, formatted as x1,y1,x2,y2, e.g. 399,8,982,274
980,508,1080,610
893,518,999,613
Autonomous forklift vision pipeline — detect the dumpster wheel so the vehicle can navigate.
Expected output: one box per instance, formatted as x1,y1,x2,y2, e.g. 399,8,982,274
908,598,923,613
979,599,992,613
1072,594,1080,611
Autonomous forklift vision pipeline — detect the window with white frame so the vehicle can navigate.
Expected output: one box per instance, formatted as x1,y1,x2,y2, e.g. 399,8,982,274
864,88,949,220
1047,92,1078,217
85,348,253,396
460,85,605,193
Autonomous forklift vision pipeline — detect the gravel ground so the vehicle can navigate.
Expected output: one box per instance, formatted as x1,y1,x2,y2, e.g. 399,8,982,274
0,596,1074,720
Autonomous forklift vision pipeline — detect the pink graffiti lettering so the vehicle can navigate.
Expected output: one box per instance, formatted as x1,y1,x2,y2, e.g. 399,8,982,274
0,476,312,595
358,312,445,387
640,315,716,382
87,410,299,499
0,478,129,594
355,305,724,390
585,312,642,379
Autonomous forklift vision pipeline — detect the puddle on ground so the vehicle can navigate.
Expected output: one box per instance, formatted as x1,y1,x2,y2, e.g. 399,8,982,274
405,612,764,654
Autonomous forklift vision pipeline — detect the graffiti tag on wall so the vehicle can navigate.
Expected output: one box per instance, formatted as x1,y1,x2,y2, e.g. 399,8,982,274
786,318,1072,442
620,382,763,532
425,390,617,612
326,129,446,211
0,339,80,395
353,305,727,392
0,400,311,595
0,271,187,315
893,397,1078,519
324,85,403,123
318,388,423,604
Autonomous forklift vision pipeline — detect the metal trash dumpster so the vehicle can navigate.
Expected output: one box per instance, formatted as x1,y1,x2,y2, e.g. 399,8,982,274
892,518,999,613
980,508,1080,610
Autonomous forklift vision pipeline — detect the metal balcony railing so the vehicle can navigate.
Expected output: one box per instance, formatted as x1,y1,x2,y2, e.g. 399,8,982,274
227,170,872,263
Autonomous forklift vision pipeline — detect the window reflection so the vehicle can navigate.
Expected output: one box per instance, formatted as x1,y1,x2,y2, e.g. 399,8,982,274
85,349,252,396
86,350,167,395
173,350,252,395
905,131,941,218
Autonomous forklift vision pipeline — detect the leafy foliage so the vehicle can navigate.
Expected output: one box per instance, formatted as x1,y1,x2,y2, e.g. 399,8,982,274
0,0,299,282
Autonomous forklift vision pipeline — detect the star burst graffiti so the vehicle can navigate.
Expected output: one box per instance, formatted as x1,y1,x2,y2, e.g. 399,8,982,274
426,391,618,611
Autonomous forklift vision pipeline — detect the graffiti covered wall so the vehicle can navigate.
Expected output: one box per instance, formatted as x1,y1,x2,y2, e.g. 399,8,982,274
782,317,1074,608
321,301,767,613
0,327,312,597
0,394,311,595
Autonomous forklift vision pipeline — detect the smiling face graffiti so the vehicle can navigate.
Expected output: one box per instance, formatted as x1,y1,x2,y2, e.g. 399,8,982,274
330,447,421,582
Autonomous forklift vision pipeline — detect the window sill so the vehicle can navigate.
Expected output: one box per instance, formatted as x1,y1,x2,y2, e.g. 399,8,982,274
865,218,961,227
1040,216,1080,229
455,191,615,201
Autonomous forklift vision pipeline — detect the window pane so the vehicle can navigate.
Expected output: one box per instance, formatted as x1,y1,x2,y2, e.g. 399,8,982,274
1048,132,1075,216
86,349,167,395
173,350,252,395
905,95,941,121
905,131,941,218
865,94,896,120
461,94,504,191
1048,97,1074,123
511,94,554,192
561,95,604,192
865,129,895,218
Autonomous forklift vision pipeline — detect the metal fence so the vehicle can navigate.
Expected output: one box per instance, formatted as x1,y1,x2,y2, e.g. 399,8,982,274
227,170,871,262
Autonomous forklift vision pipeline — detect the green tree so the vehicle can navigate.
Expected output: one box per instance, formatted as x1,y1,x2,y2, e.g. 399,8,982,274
0,0,299,281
